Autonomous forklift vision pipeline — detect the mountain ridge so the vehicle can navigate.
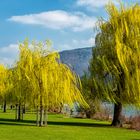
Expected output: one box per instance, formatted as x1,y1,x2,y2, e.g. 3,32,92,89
60,47,93,76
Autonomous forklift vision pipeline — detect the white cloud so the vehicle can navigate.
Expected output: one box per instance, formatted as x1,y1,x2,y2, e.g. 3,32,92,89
76,0,118,9
0,44,19,66
8,10,97,31
0,44,19,54
72,37,95,47
57,37,95,51
0,37,95,65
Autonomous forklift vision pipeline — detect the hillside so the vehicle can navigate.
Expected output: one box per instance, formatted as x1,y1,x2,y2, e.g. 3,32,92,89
60,47,92,76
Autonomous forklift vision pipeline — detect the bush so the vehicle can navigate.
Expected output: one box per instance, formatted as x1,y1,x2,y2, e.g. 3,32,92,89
129,115,140,131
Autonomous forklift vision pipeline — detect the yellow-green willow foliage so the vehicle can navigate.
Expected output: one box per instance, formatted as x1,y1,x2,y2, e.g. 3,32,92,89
90,2,140,106
17,40,88,126
0,65,12,96
0,64,13,112
0,64,6,97
11,66,31,120
0,64,7,112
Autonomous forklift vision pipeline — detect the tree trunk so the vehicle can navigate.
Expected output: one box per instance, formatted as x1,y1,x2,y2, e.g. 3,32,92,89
21,105,24,120
10,105,13,110
15,104,18,120
36,106,39,126
111,102,122,127
43,107,47,126
22,104,26,114
39,105,44,126
3,100,6,113
18,104,21,121
86,110,91,118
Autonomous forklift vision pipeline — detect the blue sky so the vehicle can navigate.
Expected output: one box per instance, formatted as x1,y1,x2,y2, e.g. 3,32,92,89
0,0,140,66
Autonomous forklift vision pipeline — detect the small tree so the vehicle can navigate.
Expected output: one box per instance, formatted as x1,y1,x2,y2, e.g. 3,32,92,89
0,64,7,112
0,64,12,113
17,40,88,126
11,66,30,120
90,2,140,127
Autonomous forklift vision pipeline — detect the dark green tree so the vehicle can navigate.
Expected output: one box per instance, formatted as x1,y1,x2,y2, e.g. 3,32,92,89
81,73,101,118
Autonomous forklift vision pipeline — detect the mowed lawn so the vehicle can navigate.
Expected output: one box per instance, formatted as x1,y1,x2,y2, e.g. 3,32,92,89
0,111,140,140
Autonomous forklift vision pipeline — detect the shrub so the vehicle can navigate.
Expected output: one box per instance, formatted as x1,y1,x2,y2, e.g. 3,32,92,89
129,115,140,131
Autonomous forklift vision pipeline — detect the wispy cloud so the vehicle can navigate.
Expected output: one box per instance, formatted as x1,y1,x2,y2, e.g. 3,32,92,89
8,10,97,32
72,37,95,48
76,0,118,9
58,37,95,51
0,37,95,65
0,44,19,66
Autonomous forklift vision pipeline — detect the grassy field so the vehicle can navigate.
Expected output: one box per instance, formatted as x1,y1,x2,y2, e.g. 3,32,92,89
0,111,140,140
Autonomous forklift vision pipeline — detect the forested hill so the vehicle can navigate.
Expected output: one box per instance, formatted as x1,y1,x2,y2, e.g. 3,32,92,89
60,47,93,76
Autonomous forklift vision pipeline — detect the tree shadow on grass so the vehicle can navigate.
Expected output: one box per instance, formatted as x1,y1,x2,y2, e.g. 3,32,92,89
48,121,111,128
0,118,111,128
0,118,35,126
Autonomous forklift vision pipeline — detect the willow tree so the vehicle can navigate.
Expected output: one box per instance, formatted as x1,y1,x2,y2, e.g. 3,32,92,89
10,66,31,120
0,64,12,112
90,2,140,127
18,40,88,126
0,64,7,112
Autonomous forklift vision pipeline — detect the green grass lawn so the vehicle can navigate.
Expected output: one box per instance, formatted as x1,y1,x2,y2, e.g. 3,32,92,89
0,111,139,140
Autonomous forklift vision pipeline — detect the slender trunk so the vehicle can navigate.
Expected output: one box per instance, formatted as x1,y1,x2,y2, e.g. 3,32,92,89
43,107,47,126
15,104,18,120
86,110,91,118
39,105,44,126
10,105,13,110
59,103,63,113
18,104,21,121
3,100,6,113
39,82,44,127
36,106,39,126
22,104,25,114
111,102,122,127
21,105,24,120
